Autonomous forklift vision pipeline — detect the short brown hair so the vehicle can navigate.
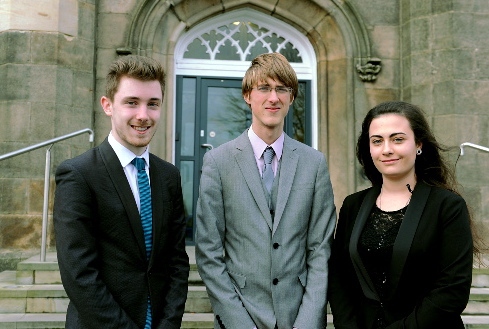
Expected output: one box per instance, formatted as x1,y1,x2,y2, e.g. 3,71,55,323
242,52,298,99
105,55,166,101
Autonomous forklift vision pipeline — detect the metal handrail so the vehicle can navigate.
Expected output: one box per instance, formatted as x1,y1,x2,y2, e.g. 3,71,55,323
459,142,489,156
0,128,94,261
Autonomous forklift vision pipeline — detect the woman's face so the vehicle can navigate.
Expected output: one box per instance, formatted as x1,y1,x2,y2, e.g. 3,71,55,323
368,113,421,182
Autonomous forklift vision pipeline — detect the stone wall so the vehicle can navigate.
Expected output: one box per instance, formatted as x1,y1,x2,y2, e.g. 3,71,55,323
0,0,96,254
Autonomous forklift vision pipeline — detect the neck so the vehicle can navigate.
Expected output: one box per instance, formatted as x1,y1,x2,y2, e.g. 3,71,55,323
381,182,415,194
380,174,416,193
377,179,416,211
252,125,283,145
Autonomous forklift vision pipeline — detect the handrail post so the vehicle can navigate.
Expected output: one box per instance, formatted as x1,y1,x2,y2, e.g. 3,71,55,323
460,142,489,156
40,144,54,262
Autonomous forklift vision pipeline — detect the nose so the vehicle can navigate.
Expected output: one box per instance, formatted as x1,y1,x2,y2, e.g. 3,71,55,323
267,89,280,102
135,106,150,120
382,141,393,154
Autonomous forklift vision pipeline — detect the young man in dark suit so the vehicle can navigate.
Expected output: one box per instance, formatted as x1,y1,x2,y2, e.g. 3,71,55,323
53,55,189,329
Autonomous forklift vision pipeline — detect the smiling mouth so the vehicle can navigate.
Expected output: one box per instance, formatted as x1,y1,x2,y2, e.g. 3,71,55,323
132,126,150,132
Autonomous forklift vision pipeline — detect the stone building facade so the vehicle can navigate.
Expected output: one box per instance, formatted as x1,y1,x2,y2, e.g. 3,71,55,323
0,0,488,264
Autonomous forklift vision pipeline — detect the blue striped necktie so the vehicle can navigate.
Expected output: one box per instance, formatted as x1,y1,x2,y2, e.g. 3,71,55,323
131,157,152,329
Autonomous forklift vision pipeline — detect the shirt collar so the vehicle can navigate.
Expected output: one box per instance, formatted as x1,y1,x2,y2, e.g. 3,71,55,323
248,126,284,161
108,132,150,168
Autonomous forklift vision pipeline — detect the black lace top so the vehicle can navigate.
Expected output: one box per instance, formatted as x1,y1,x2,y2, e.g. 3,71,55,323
358,205,407,329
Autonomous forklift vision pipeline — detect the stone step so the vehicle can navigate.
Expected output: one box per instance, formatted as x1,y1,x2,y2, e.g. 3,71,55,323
0,314,487,329
13,250,203,286
465,288,489,315
180,313,214,328
0,276,212,314
14,251,489,288
0,313,216,329
4,258,489,316
474,268,489,288
462,316,489,329
0,274,488,316
0,313,65,328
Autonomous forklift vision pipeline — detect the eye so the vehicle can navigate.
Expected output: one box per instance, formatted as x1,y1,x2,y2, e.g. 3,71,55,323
148,102,160,107
275,86,291,94
393,137,404,143
371,139,382,145
126,100,137,106
257,86,271,93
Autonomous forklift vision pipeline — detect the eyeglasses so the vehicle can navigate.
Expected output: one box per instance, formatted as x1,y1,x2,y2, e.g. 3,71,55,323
253,85,292,95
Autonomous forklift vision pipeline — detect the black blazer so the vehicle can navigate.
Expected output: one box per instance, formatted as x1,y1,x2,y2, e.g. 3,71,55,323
328,182,473,329
53,138,189,329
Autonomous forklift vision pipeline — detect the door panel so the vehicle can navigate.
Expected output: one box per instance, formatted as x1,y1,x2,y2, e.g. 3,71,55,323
201,79,251,150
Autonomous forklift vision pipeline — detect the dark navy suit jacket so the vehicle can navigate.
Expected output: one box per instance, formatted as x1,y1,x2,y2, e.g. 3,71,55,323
54,138,189,329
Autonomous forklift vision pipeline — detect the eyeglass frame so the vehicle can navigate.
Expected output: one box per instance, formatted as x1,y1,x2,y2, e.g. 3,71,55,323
252,85,293,95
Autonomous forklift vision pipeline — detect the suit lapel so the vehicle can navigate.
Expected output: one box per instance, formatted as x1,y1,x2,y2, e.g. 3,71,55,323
349,186,381,301
234,132,274,231
98,139,147,260
387,182,430,298
273,135,299,233
148,155,164,266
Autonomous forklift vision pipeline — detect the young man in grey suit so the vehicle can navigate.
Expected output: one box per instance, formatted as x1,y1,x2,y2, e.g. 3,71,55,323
53,55,189,328
195,53,337,329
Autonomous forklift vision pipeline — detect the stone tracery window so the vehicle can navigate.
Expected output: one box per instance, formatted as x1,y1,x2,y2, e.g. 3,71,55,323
182,21,303,63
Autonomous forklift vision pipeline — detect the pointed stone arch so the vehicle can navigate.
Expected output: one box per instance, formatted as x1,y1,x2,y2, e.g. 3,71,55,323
118,0,377,204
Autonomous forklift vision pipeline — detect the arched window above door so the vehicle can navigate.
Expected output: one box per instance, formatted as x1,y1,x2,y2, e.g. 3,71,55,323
183,20,303,63
175,8,315,79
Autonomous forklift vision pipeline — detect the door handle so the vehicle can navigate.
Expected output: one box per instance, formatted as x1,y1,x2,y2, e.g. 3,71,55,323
201,143,214,150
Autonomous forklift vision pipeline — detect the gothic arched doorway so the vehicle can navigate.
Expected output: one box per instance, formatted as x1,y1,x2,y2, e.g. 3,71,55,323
173,9,317,242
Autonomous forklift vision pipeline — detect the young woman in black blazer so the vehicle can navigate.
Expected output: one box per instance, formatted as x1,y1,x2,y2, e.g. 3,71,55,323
328,101,481,329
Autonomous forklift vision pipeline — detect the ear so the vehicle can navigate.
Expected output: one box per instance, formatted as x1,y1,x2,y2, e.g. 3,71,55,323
417,141,423,149
101,96,113,117
290,94,294,104
243,93,251,106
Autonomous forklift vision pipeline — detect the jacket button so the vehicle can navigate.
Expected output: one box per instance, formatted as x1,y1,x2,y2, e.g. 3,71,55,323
273,278,279,285
273,242,279,249
270,209,274,215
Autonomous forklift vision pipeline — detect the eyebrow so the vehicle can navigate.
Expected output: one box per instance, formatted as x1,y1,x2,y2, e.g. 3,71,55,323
123,96,162,101
369,132,407,139
257,82,285,86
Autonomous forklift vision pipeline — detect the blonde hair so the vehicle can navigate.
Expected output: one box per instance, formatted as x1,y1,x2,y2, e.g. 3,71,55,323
242,53,298,99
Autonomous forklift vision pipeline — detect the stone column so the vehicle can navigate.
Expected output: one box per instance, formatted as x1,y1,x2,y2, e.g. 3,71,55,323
401,0,489,249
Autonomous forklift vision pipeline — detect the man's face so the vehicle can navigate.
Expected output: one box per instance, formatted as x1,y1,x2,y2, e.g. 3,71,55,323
101,76,162,155
244,78,294,135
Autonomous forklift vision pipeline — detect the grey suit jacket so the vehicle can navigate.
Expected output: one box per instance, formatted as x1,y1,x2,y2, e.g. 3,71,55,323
195,131,337,329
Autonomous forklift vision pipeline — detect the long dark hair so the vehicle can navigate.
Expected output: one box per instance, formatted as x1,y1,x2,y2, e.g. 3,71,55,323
357,101,484,260
356,101,455,190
